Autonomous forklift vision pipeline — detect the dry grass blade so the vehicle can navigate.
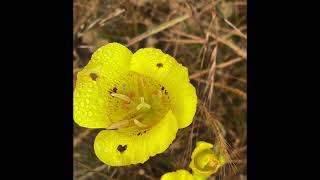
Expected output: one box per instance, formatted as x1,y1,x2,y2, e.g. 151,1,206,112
215,82,247,100
222,74,247,84
126,13,191,47
209,32,247,59
198,102,238,175
234,1,247,6
73,129,91,147
159,38,205,44
230,146,247,159
75,161,113,179
78,164,108,180
78,8,125,37
190,57,244,79
170,30,205,40
222,25,247,39
97,9,125,27
73,67,83,74
216,57,244,69
221,18,247,39
207,46,218,110
194,79,246,100
190,69,210,80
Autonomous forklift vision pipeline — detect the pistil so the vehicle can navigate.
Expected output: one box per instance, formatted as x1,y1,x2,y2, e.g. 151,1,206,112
136,97,151,110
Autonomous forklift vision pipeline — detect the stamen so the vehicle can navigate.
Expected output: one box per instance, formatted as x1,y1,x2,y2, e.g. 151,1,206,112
136,97,151,110
158,90,162,97
208,160,218,168
133,119,148,128
110,92,131,103
135,77,141,97
106,114,145,130
139,77,149,102
134,113,145,119
106,119,130,130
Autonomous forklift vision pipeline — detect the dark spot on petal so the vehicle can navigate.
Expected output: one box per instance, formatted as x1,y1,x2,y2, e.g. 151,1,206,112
113,87,118,93
117,145,127,153
165,90,168,95
161,86,165,91
156,63,163,68
137,132,141,136
143,130,147,133
90,73,98,81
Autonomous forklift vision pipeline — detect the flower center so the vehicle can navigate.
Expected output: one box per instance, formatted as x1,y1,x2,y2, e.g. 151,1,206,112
194,150,221,172
105,72,170,134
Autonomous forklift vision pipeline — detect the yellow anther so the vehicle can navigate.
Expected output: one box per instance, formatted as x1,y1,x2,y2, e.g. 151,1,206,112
134,119,149,128
106,114,145,130
106,119,130,130
110,93,131,103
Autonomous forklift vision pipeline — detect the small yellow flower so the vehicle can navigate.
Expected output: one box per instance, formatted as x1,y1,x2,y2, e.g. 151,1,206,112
189,141,226,177
161,170,194,180
74,43,197,166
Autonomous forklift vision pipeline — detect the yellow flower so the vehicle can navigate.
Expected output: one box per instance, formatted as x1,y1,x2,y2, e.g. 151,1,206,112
189,141,226,177
74,43,197,166
161,170,194,180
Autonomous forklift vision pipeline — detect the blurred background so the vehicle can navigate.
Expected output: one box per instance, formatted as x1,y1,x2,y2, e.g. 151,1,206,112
73,0,246,179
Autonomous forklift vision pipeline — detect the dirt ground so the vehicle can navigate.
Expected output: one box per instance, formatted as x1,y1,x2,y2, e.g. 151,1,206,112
73,0,247,179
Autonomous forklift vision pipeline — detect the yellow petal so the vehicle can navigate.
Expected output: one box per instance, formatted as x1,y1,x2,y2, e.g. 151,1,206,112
94,110,178,166
191,141,214,159
74,43,133,128
74,76,110,128
130,48,197,128
161,170,194,180
189,141,225,177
